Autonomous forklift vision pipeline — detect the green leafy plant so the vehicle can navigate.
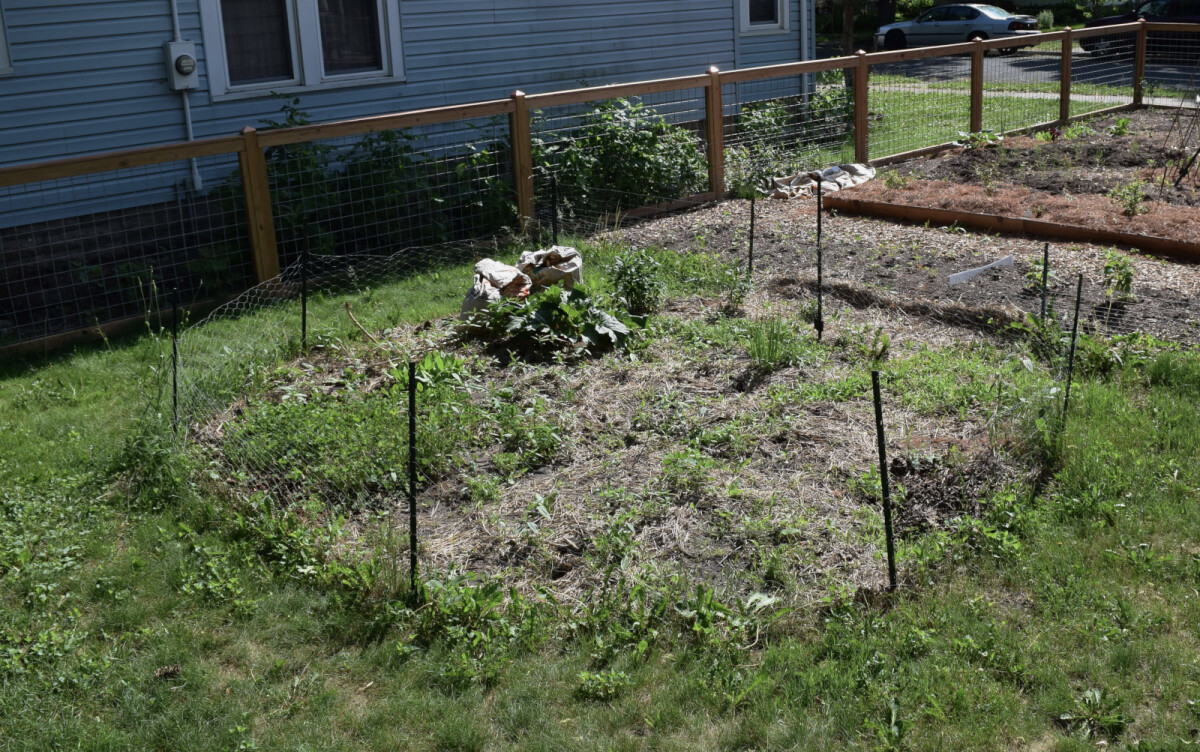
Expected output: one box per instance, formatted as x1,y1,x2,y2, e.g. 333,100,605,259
883,171,911,190
1057,688,1133,741
575,669,632,701
469,285,638,356
546,98,707,214
1107,116,1131,136
1024,255,1059,293
608,248,665,315
955,130,1004,150
1036,9,1054,29
1102,249,1136,301
720,265,754,313
1108,177,1148,217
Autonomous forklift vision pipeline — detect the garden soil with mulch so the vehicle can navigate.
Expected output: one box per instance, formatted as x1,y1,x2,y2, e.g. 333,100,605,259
610,111,1200,345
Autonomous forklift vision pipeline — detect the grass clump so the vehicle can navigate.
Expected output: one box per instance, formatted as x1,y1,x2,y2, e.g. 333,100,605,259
747,317,819,372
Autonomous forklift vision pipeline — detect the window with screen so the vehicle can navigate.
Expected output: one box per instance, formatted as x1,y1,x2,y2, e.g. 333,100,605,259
742,0,789,32
319,0,383,75
200,0,403,98
0,4,12,76
222,0,295,85
749,0,780,24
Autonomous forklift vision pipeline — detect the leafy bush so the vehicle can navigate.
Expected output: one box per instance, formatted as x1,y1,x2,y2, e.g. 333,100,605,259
467,285,639,356
608,248,665,315
1037,9,1054,29
1107,177,1147,217
955,130,1004,150
576,669,633,701
547,98,708,213
1102,249,1135,300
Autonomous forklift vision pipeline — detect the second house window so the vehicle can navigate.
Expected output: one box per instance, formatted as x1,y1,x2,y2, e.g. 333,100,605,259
202,0,403,99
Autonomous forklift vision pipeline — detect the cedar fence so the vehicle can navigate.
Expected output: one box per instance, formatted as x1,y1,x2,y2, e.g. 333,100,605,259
1,20,1196,352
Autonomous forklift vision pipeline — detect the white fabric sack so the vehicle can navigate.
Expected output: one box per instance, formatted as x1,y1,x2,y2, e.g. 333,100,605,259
461,258,531,314
516,245,583,290
768,163,877,199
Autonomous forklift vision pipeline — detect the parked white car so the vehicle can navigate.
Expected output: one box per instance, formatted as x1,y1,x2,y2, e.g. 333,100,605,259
875,4,1040,53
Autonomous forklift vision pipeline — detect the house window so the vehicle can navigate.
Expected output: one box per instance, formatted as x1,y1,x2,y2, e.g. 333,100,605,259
741,0,789,33
199,0,403,101
0,3,12,77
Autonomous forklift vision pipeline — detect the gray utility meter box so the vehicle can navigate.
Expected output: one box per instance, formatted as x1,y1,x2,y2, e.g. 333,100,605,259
164,41,198,91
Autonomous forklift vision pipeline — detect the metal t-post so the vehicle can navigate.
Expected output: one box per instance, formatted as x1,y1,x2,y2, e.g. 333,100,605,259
1040,242,1050,320
816,180,825,341
1062,272,1084,427
551,173,560,247
408,361,419,601
748,194,756,277
301,247,309,354
872,371,898,591
171,287,179,436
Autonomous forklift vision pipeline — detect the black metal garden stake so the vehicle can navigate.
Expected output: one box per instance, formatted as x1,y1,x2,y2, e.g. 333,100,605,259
815,180,825,341
748,194,756,277
551,173,560,247
1040,242,1050,320
301,247,309,354
872,370,898,591
408,361,419,601
171,287,179,436
1062,272,1084,427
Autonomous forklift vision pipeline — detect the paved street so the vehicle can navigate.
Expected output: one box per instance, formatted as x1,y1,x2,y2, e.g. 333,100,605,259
818,42,1199,103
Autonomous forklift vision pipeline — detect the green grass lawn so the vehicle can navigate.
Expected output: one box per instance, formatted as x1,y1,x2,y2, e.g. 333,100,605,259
2,228,1199,750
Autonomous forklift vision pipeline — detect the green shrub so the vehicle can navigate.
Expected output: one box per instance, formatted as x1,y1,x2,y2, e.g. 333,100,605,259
609,248,665,315
1037,9,1054,29
1107,178,1147,217
467,285,640,356
548,98,708,213
1102,249,1135,300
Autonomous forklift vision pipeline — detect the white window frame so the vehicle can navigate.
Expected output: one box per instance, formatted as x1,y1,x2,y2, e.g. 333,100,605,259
0,4,13,77
740,0,790,34
198,0,404,102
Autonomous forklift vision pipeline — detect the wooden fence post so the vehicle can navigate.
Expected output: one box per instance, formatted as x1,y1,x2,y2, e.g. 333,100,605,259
705,66,725,199
970,39,985,133
854,51,870,163
509,90,534,234
1133,19,1147,106
1059,28,1072,125
237,126,280,282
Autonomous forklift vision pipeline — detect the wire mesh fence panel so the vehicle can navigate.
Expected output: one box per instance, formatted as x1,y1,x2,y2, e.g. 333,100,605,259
1145,28,1200,102
868,54,972,159
722,68,857,195
0,152,251,347
981,43,1065,134
529,87,709,231
259,114,517,272
1069,33,1135,118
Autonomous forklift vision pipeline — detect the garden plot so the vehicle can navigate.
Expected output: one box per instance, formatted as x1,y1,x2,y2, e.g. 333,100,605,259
861,109,1199,245
612,189,1200,344
196,252,1048,608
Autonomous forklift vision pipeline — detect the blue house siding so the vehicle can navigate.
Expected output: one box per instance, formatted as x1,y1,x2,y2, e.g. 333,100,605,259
0,0,815,229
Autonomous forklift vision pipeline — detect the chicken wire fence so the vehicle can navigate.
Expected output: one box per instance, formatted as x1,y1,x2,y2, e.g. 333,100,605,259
5,25,1199,351
0,152,251,347
264,113,517,271
722,69,857,193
